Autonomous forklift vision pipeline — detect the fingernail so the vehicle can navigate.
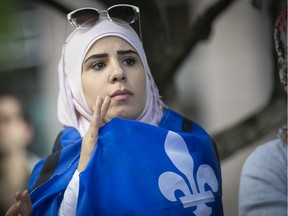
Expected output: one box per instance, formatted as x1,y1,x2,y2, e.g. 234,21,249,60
96,96,100,102
105,95,110,101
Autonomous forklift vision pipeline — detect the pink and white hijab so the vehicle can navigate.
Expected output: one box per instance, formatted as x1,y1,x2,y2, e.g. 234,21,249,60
57,18,165,136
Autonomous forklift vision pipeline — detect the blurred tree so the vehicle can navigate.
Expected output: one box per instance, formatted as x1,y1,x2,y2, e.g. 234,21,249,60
214,0,287,159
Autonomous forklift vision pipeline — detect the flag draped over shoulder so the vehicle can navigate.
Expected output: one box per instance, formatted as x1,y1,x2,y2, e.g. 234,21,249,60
28,109,223,216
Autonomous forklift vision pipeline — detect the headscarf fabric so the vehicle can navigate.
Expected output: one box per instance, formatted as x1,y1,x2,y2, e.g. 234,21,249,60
274,6,287,92
274,6,287,145
57,18,165,136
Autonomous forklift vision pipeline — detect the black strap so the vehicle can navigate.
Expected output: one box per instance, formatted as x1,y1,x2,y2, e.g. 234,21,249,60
32,132,63,190
212,141,221,162
182,117,193,132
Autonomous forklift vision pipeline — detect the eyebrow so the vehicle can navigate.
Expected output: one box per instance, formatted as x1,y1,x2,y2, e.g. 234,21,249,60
117,50,139,56
84,50,139,63
84,53,108,63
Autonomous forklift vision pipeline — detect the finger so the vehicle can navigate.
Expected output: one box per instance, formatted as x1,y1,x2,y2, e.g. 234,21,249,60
18,192,27,215
78,96,105,172
90,96,103,130
78,96,102,167
15,191,21,202
100,96,111,124
87,96,102,141
4,203,20,216
23,190,32,215
103,115,112,124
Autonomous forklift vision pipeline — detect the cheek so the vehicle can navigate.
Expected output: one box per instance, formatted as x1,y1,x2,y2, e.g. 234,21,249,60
82,76,102,111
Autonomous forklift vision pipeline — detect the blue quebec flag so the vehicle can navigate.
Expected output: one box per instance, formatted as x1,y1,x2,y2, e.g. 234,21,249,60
28,109,223,216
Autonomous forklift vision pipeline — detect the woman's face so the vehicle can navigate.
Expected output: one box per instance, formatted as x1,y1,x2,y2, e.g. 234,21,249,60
82,36,147,120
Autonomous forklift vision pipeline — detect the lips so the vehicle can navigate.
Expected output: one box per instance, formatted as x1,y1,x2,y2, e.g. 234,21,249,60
110,89,133,100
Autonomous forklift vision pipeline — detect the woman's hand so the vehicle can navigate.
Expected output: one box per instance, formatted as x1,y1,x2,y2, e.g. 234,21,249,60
5,190,32,216
77,96,111,172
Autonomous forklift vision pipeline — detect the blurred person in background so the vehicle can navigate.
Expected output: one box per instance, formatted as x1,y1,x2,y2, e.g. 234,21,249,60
238,5,287,216
0,92,35,215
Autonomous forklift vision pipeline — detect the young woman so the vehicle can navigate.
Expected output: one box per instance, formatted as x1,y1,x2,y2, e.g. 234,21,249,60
6,5,223,216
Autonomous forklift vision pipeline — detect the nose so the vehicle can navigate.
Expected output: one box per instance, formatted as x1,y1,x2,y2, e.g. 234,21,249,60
109,62,126,83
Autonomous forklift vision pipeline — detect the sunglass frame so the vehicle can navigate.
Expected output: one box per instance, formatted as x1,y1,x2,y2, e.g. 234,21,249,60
67,4,140,29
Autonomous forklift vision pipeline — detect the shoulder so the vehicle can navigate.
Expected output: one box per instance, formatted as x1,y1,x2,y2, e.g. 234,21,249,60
240,138,287,193
159,108,216,143
51,127,82,153
239,139,287,215
159,109,219,160
28,127,82,192
242,138,287,174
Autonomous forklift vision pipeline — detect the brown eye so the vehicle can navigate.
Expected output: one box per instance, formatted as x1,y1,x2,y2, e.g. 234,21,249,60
122,58,136,66
92,62,106,70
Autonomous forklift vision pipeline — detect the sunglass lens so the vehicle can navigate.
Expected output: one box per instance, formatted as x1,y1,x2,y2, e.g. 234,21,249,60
108,6,136,24
71,9,99,28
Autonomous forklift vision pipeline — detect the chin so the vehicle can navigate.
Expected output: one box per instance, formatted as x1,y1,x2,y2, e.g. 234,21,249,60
108,110,139,121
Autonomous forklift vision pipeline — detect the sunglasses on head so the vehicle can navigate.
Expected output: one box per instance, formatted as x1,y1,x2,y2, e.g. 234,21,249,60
67,4,142,40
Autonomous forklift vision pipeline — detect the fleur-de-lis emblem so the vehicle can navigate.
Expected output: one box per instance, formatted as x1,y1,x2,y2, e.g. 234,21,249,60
158,131,218,216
